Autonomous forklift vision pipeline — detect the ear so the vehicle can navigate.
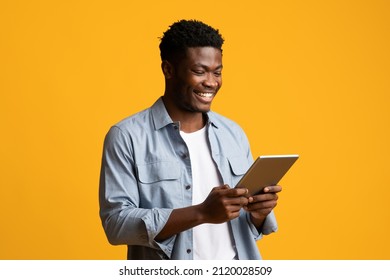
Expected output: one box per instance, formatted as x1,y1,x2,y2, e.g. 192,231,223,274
161,60,174,79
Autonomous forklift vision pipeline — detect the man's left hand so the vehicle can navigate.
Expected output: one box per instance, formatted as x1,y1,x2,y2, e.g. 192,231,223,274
244,185,282,229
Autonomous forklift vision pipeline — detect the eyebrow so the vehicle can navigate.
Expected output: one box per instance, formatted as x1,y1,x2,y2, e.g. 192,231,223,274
192,63,223,70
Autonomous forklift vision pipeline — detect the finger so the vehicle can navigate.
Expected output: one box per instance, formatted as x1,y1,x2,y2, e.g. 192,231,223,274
223,187,248,197
226,209,241,220
249,193,278,203
210,185,230,194
219,204,244,220
228,203,246,212
244,204,273,212
248,207,274,218
263,185,282,193
226,196,249,206
246,200,277,212
235,185,249,193
213,184,230,190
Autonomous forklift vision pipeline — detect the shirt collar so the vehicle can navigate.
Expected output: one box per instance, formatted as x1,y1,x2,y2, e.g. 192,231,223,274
151,97,174,130
204,111,219,129
151,97,219,130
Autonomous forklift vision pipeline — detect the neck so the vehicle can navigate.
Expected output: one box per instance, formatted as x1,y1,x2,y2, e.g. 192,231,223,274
162,96,206,133
179,116,206,133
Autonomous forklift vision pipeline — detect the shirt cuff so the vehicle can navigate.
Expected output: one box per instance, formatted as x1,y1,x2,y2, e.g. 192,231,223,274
261,210,278,235
141,208,176,258
246,211,278,241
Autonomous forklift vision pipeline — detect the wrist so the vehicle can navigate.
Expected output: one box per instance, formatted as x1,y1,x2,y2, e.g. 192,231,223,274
193,203,207,225
250,212,267,229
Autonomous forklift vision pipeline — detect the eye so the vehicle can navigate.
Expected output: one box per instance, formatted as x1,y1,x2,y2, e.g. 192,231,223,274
214,71,222,77
192,70,205,75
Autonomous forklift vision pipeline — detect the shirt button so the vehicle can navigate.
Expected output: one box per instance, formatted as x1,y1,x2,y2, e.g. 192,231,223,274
186,249,191,254
185,185,191,190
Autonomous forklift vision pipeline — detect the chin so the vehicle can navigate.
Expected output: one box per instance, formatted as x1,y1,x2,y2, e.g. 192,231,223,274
192,105,212,113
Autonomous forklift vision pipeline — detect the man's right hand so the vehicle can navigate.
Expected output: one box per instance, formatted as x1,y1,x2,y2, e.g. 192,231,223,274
155,185,248,241
197,184,249,224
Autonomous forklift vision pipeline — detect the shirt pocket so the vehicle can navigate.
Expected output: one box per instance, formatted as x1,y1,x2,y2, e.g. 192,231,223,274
136,161,182,208
227,155,250,187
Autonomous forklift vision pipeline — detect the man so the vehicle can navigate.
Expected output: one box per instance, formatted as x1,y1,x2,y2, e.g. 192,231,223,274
99,19,281,260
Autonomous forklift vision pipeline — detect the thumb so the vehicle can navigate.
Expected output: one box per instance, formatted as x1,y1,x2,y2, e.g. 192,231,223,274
215,184,230,190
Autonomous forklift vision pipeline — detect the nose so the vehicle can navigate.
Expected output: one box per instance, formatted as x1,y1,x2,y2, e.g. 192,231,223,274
203,73,219,89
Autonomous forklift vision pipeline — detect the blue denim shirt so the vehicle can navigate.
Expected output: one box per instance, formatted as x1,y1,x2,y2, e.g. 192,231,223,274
99,97,278,259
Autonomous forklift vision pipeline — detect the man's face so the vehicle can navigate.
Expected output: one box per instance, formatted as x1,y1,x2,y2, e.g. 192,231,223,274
166,46,223,114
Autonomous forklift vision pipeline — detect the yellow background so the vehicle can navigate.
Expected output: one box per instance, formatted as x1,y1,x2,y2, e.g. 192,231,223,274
1,0,389,259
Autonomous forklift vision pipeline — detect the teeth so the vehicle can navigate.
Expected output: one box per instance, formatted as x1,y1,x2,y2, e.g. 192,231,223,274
196,92,214,98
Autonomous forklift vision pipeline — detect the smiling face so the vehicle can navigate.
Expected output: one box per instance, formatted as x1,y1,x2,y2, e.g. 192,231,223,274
162,46,223,118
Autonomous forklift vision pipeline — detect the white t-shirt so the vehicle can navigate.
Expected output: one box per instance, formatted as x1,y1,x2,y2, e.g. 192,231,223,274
180,126,237,260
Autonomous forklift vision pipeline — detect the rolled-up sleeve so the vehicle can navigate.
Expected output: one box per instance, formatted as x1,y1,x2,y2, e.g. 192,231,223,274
99,126,175,255
245,211,278,241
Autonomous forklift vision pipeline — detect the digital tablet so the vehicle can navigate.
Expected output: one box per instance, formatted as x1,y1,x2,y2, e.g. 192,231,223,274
235,154,299,195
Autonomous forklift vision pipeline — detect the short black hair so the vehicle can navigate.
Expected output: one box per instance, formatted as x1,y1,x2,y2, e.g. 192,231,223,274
159,19,224,62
